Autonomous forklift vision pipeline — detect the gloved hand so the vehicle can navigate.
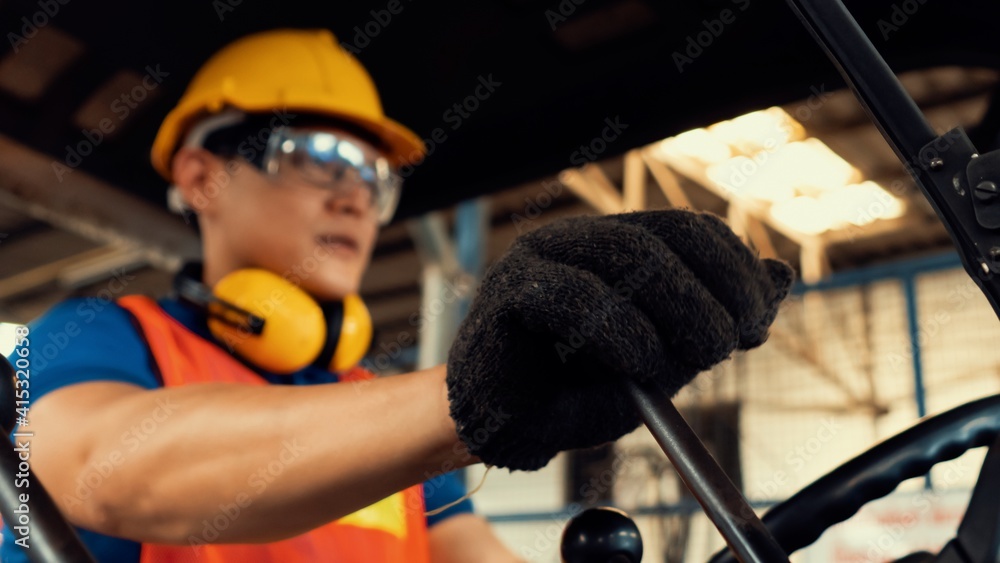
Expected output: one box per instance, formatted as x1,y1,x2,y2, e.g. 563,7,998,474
446,209,794,471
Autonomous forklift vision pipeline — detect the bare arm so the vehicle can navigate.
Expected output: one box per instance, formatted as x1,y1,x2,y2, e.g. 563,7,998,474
24,364,476,544
428,514,526,563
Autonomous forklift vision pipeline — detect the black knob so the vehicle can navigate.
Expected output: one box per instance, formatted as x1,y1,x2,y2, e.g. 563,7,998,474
561,507,643,563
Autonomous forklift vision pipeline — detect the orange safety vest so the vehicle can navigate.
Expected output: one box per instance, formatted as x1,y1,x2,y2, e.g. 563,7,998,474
118,295,432,563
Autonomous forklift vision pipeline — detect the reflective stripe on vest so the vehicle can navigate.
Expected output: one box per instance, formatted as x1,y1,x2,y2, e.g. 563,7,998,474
118,295,431,563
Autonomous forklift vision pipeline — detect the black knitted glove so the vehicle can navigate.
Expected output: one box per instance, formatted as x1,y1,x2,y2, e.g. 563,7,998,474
446,210,794,471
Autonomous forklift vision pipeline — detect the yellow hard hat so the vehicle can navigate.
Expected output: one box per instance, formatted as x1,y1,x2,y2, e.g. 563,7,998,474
151,28,425,181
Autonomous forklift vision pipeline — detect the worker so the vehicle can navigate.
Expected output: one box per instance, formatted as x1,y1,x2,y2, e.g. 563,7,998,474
1,27,793,563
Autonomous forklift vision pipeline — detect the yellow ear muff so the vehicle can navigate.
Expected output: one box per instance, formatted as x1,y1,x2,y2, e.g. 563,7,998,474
329,293,373,372
207,269,325,374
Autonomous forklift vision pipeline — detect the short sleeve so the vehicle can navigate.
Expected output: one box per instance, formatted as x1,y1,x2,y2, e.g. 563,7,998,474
1,298,156,562
423,471,474,527
10,298,161,403
0,525,140,563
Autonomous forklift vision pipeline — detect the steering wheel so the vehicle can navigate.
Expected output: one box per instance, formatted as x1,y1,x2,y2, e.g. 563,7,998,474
705,393,1000,563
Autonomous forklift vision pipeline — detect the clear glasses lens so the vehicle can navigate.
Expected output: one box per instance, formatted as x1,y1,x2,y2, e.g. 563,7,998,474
264,128,401,225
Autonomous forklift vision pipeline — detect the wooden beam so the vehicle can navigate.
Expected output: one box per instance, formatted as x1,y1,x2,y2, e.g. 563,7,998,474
580,164,625,213
623,150,646,211
821,214,917,246
727,203,778,258
744,214,778,259
640,148,692,209
559,168,622,214
651,148,814,246
800,240,831,284
0,246,137,300
726,204,749,242
0,134,199,271
726,204,778,258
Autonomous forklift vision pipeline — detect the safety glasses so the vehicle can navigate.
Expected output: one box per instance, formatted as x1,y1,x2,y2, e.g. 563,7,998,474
262,126,402,225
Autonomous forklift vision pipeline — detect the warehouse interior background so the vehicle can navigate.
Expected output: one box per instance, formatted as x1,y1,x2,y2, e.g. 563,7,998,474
3,0,1000,561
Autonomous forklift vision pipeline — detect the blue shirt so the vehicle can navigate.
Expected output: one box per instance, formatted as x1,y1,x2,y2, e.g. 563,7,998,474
1,296,471,562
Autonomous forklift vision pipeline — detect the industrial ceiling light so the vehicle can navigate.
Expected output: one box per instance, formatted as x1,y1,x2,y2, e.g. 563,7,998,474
650,105,906,237
706,107,804,156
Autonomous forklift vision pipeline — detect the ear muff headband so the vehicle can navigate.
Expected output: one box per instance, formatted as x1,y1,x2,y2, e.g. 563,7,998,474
174,265,266,336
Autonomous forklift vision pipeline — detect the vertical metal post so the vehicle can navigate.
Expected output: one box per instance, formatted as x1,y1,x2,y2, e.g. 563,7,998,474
454,198,490,321
452,198,490,487
408,202,487,372
903,275,933,489
903,276,928,421
408,213,462,370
